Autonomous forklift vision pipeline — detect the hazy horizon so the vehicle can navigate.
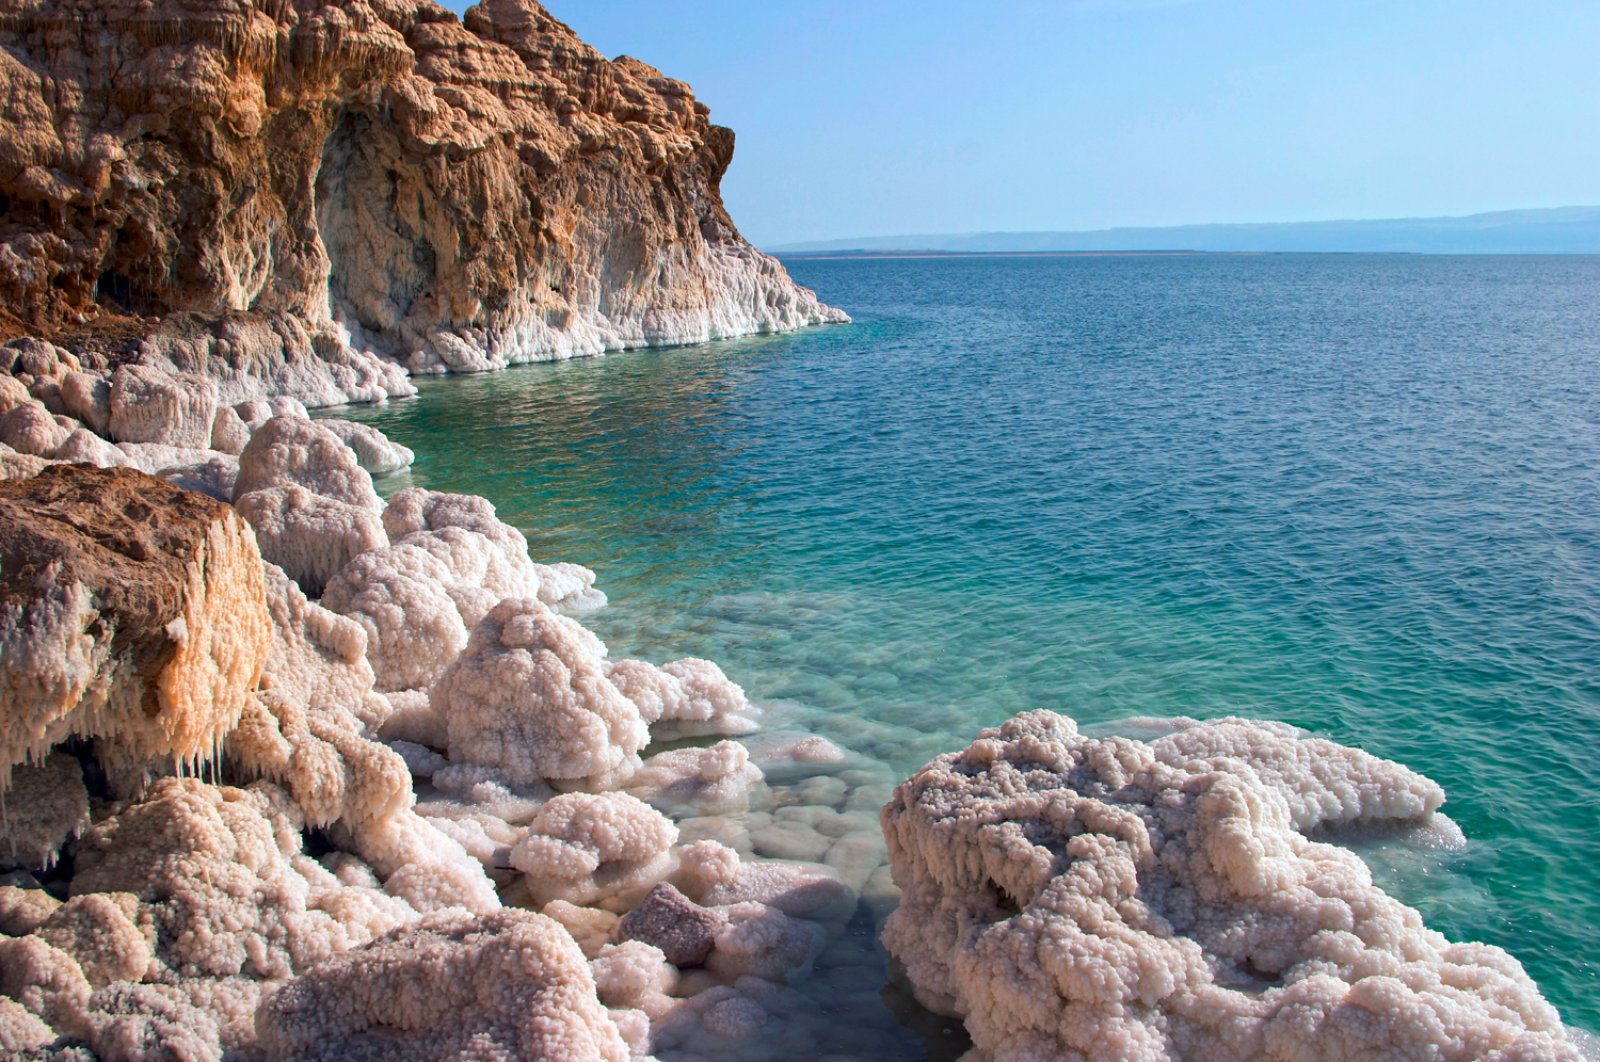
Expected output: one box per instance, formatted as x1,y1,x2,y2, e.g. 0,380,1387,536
443,1,1600,247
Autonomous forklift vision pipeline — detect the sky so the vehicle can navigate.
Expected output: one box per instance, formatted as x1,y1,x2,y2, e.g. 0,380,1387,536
440,1,1600,247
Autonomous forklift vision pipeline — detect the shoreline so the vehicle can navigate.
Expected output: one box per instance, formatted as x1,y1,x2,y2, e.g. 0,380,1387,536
0,340,1593,1058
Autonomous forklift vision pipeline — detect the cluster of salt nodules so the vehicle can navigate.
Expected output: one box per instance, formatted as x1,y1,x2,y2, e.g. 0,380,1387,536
1,349,901,1060
882,710,1588,1061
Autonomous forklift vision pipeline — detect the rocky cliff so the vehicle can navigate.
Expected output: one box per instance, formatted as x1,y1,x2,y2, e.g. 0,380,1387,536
0,0,844,403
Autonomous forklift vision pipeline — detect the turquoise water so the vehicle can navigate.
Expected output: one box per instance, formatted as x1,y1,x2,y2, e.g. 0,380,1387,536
335,254,1600,1037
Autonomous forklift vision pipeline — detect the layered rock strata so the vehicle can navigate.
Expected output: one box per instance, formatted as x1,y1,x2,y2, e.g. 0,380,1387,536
0,0,845,406
881,711,1588,1061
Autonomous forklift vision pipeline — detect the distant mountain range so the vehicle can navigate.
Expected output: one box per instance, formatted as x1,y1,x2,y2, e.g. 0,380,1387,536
769,207,1600,256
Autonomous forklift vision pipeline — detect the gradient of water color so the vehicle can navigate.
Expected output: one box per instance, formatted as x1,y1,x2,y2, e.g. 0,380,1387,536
333,253,1600,1038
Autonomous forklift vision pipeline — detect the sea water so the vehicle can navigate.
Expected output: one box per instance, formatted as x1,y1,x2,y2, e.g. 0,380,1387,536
331,253,1600,1046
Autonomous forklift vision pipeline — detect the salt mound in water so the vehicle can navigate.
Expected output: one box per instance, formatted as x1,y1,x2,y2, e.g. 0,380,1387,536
881,709,1585,1061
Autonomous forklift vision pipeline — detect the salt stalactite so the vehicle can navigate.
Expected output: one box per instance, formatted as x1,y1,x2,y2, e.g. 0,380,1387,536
0,465,272,797
881,710,1587,1061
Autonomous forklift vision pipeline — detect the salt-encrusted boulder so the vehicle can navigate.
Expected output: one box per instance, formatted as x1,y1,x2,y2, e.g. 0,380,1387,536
255,908,631,1062
107,364,219,448
509,792,677,910
628,740,763,816
609,657,758,737
0,465,272,795
34,893,151,989
235,485,388,598
53,427,131,468
210,406,251,456
234,416,381,510
431,598,649,790
672,840,848,919
318,419,415,476
321,544,469,692
59,372,111,436
880,710,1585,1061
69,778,417,1051
0,399,70,457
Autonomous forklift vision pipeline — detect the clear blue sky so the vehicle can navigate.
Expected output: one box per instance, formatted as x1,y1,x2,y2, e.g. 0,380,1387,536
441,1,1600,247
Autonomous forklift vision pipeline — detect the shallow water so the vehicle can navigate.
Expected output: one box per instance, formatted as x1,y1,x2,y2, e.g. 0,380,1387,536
333,253,1600,1042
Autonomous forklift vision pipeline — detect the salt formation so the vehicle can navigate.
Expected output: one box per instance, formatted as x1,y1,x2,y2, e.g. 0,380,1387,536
431,598,650,790
609,657,760,737
881,710,1587,1061
509,792,678,909
234,416,388,594
256,909,631,1062
0,755,90,871
0,465,272,794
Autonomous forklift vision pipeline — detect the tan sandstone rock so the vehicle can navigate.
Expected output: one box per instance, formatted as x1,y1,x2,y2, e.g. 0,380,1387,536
0,0,844,403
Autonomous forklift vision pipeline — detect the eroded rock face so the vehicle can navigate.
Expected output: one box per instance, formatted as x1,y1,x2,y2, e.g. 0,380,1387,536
0,0,844,396
0,464,272,796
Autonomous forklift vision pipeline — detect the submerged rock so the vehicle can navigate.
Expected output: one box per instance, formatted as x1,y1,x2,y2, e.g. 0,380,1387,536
881,710,1586,1061
617,883,721,968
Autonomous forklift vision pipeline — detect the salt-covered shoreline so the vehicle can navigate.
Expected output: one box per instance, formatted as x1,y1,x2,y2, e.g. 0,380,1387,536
0,341,1594,1059
0,341,904,1060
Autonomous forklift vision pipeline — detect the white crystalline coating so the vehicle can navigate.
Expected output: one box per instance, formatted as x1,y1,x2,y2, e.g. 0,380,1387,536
592,940,679,1018
628,740,764,816
382,487,529,560
376,688,447,748
253,562,385,731
83,982,224,1062
0,398,71,456
107,364,219,448
233,415,381,510
0,884,61,935
432,598,648,790
1147,715,1447,833
0,753,89,871
395,525,543,627
608,657,757,739
705,900,825,984
0,443,52,480
0,996,54,1054
52,427,131,467
0,934,92,1043
254,908,631,1062
235,485,388,597
210,405,251,455
0,373,33,413
671,840,848,919
320,544,469,692
34,893,152,989
532,560,608,613
880,710,1585,1062
317,418,415,476
114,441,232,475
543,900,621,960
509,792,678,910
71,780,417,985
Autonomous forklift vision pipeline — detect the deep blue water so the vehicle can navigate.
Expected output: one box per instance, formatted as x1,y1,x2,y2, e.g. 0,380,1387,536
338,253,1600,1035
